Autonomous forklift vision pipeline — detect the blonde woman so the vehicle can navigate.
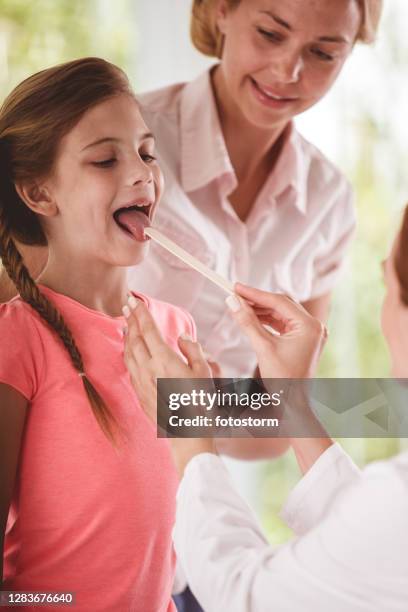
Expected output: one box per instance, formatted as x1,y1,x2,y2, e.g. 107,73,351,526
131,0,382,380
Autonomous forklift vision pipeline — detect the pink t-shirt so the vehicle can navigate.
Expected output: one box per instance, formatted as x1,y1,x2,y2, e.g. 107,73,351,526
0,285,194,611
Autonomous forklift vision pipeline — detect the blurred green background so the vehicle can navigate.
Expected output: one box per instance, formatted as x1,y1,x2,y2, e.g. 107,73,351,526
1,0,407,545
0,0,132,92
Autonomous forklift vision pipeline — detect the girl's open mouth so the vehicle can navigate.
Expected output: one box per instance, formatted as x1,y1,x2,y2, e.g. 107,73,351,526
113,203,152,242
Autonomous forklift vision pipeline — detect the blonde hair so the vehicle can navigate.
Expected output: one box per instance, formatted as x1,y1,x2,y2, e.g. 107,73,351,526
191,0,383,59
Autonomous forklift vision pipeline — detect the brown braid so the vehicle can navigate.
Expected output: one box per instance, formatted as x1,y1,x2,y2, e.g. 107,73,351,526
0,209,123,446
0,209,122,445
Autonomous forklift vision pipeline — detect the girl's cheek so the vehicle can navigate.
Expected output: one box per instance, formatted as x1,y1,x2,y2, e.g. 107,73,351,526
153,167,165,197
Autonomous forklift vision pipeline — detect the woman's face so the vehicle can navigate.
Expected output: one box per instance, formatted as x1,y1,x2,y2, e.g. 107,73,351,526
216,0,361,129
381,235,408,377
38,94,163,267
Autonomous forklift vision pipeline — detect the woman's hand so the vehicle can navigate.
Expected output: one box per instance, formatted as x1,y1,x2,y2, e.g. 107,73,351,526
226,284,333,473
226,283,328,379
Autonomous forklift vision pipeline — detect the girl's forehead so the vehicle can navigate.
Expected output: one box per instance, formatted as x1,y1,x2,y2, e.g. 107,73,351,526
64,96,146,149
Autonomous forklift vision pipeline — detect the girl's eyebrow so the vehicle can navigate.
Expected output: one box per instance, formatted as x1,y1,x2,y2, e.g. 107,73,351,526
81,133,155,151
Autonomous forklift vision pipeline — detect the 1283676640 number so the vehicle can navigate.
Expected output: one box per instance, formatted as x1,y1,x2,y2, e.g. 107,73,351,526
0,592,75,606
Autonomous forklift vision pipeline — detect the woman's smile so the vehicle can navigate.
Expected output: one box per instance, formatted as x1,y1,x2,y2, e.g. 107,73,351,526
248,76,300,110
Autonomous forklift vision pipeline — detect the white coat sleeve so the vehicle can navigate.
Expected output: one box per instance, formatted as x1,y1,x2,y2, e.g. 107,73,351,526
173,450,408,612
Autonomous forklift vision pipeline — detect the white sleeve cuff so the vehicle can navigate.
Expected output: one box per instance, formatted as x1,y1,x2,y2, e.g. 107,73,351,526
280,442,361,535
176,452,229,502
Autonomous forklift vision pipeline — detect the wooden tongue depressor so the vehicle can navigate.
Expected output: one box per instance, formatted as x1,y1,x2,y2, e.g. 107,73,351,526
144,227,235,294
144,227,279,335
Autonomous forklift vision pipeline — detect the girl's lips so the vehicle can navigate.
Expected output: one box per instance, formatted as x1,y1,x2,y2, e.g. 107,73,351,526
249,77,298,109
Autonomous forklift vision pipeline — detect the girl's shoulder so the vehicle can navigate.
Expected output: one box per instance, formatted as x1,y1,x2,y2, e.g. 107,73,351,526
0,296,48,350
0,295,37,326
0,297,47,400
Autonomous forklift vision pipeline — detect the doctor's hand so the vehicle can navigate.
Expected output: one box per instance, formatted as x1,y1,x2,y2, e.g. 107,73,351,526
226,283,328,379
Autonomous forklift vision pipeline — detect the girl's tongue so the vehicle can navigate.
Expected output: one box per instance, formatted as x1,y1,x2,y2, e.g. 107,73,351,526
116,209,151,242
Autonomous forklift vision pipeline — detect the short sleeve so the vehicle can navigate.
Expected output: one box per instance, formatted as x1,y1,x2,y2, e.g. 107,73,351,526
0,300,45,400
310,180,356,299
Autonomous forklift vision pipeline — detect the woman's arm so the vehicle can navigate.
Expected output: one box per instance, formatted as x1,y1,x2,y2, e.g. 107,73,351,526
174,452,404,612
217,291,331,461
228,285,334,469
0,384,28,585
301,292,331,323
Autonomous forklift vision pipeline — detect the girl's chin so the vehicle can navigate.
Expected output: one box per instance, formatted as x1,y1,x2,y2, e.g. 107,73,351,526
125,242,150,266
109,242,149,268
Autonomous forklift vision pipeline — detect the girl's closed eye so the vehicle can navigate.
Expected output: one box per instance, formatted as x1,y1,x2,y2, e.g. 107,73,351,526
92,158,117,168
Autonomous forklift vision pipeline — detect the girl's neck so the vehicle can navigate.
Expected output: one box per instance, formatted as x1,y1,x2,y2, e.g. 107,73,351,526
211,65,288,183
37,254,130,318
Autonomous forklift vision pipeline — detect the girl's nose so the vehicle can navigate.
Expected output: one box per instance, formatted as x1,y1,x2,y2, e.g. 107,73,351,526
129,155,153,186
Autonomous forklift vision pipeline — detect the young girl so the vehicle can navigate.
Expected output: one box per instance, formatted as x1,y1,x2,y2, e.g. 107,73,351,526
0,57,195,611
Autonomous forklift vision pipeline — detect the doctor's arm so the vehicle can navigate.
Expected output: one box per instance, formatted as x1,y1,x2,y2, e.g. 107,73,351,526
301,291,331,323
215,289,331,460
174,444,403,612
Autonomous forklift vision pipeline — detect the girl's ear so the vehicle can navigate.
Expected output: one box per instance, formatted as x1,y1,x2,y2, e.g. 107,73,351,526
15,181,58,217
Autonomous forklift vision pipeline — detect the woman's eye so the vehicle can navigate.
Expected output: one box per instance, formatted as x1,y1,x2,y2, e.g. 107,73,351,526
92,158,117,168
257,28,284,43
141,154,156,163
311,48,334,62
